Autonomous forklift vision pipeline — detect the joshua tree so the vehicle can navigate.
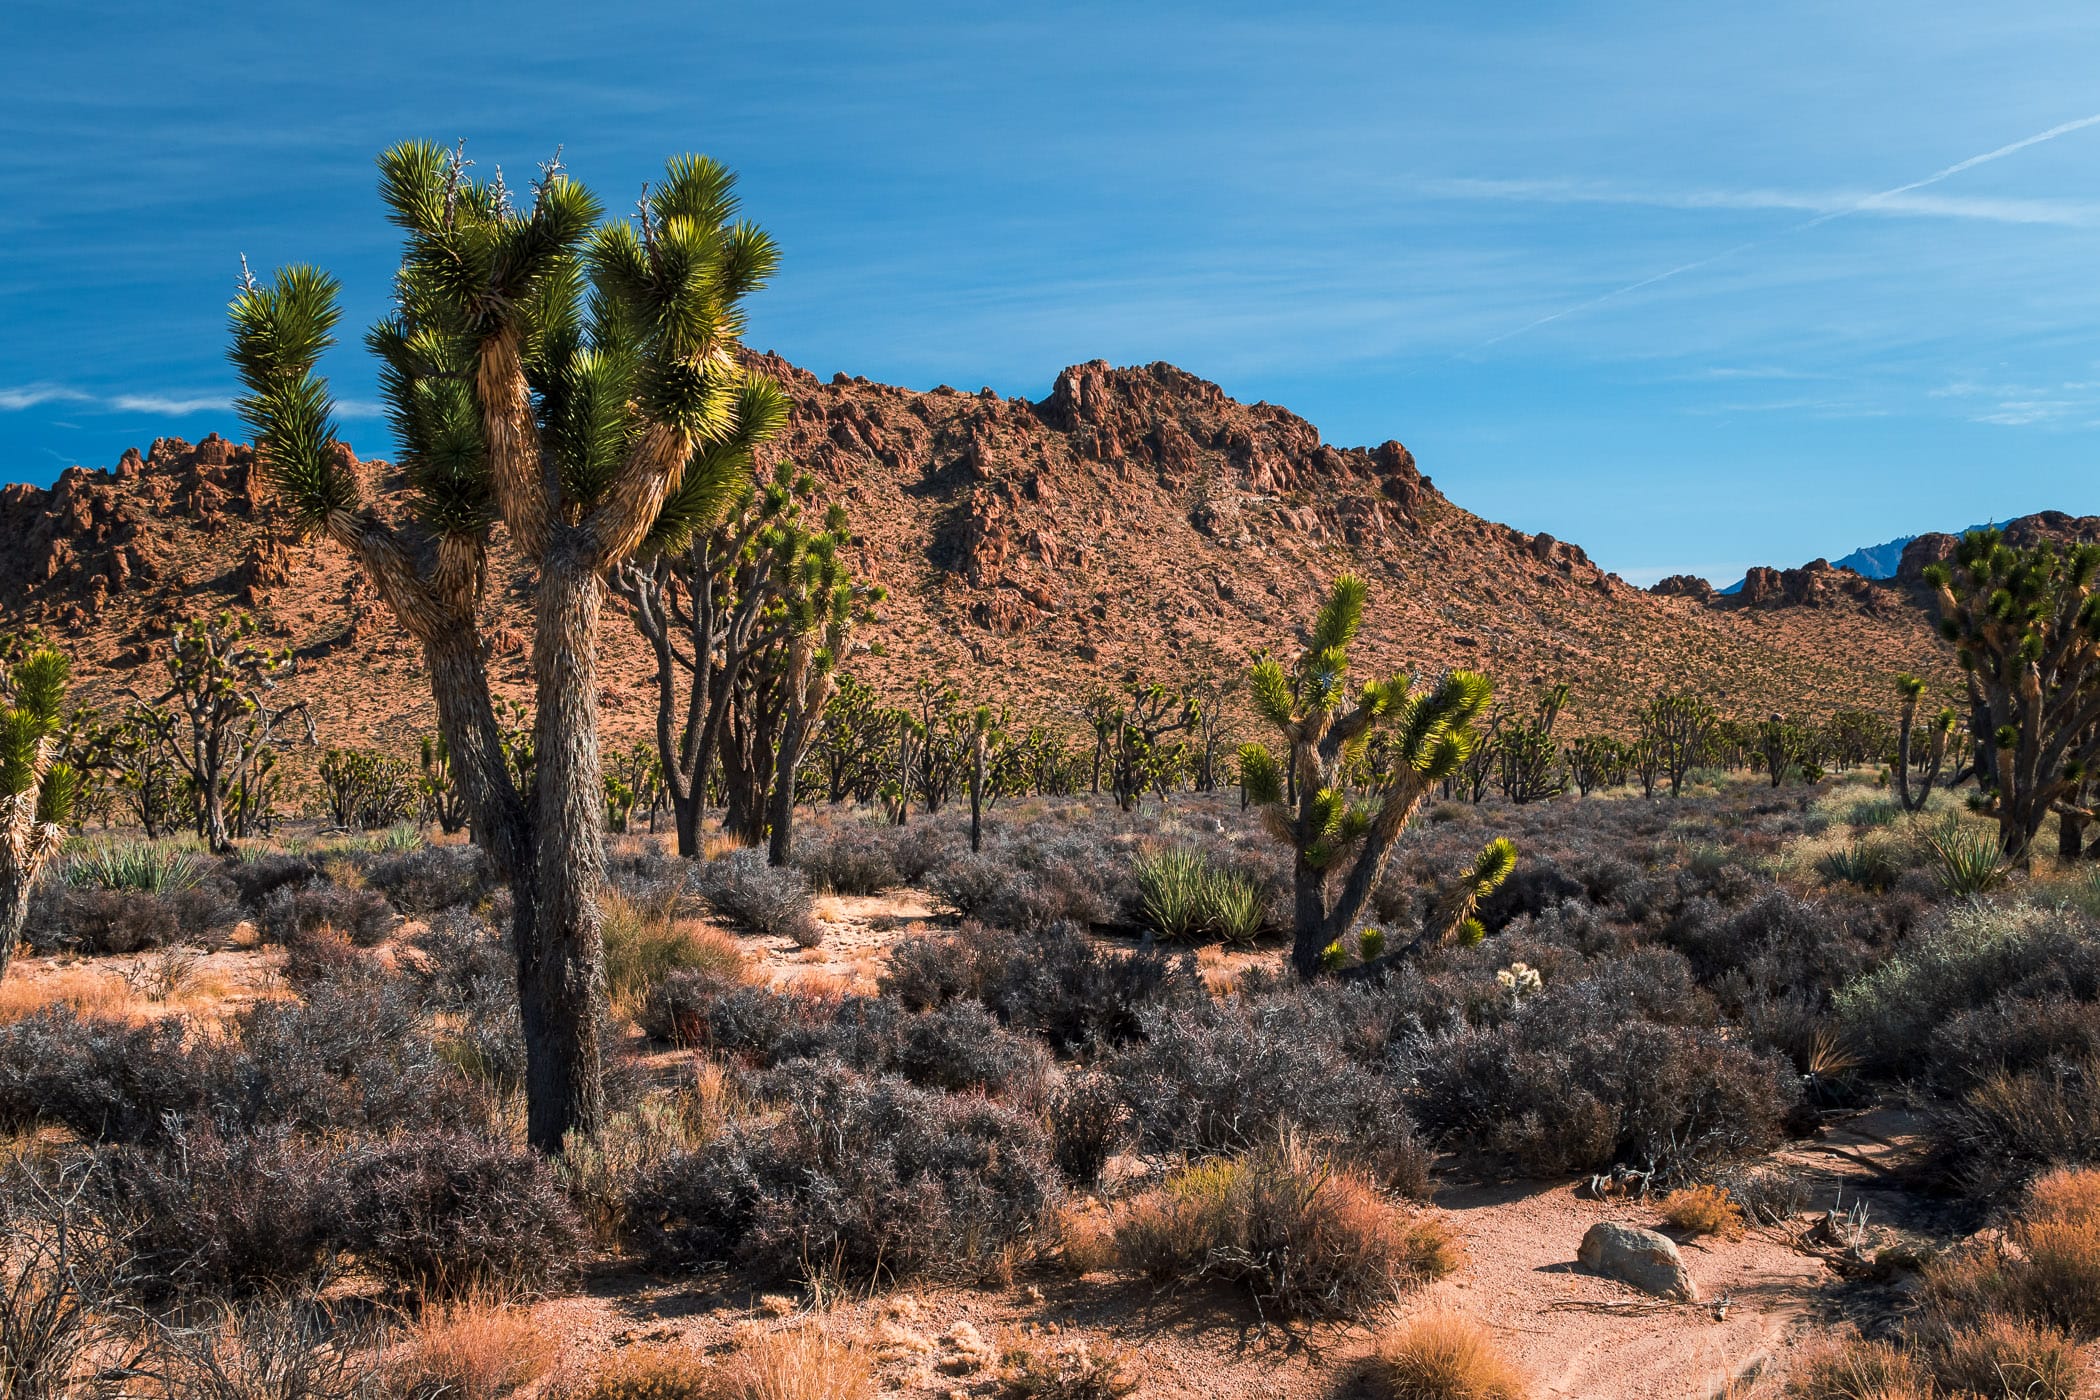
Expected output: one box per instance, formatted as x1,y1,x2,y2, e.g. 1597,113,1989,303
0,645,78,980
1087,681,1197,813
1563,733,1630,796
811,676,898,804
230,141,783,1151
1493,683,1568,804
1893,674,1956,813
1638,690,1717,797
1924,529,2100,860
963,703,1006,853
1241,574,1498,977
1754,713,1813,788
148,613,310,853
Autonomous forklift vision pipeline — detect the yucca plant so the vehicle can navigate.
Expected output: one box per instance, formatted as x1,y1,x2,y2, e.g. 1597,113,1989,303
64,843,204,894
1135,848,1212,940
1,644,78,979
1815,840,1901,893
1241,574,1508,976
1923,818,2008,897
230,141,785,1151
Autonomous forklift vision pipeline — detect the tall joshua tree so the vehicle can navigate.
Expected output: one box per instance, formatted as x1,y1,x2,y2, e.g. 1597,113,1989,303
231,141,784,1151
1924,529,2100,860
0,644,78,980
1240,574,1497,978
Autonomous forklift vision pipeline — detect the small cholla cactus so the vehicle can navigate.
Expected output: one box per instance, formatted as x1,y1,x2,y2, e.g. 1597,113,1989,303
1496,960,1543,1006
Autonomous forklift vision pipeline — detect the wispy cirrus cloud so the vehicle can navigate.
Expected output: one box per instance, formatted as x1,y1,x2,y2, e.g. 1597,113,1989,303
1433,176,2100,227
0,384,92,411
0,386,387,420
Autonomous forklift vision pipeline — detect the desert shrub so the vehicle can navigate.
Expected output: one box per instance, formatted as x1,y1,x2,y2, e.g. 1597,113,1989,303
1477,858,1586,934
929,852,1010,919
769,997,1052,1106
566,1340,711,1400
885,821,948,884
1713,1163,1814,1224
626,1065,1061,1284
1839,903,2100,1075
237,977,481,1136
261,882,396,948
90,1126,344,1297
387,1298,555,1400
55,888,181,954
0,1162,140,1400
146,1292,385,1400
0,1007,228,1143
1922,1167,2100,1340
1409,975,1798,1180
879,923,1190,1057
367,843,488,914
225,853,324,908
791,822,899,895
642,974,807,1057
931,827,1124,933
999,1335,1136,1400
1356,1311,1531,1400
1047,1070,1131,1187
1110,1137,1455,1319
337,1133,582,1296
1657,1184,1744,1239
1113,990,1431,1196
693,850,820,946
408,909,514,1009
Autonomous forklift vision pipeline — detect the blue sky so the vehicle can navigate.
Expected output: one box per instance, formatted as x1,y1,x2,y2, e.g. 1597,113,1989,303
4,3,2099,585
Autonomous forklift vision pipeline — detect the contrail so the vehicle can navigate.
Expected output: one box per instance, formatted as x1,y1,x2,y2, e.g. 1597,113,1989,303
1470,112,2100,351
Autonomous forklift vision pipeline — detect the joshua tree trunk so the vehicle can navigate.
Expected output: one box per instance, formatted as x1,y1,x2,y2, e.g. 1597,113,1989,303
519,551,609,1150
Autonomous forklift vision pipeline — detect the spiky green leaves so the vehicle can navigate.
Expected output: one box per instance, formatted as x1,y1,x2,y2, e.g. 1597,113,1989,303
229,266,358,531
1238,742,1283,805
0,646,70,802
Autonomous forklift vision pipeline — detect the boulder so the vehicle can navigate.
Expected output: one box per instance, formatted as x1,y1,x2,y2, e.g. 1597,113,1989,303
1577,1221,1698,1300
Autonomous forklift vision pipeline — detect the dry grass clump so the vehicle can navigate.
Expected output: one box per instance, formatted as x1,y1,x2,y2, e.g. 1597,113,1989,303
999,1334,1137,1399
1782,1336,1929,1399
388,1296,556,1400
558,1325,869,1400
1110,1135,1457,1319
0,966,138,1023
1922,1166,2100,1338
570,1339,716,1400
1355,1311,1530,1400
712,1324,872,1400
602,887,752,1019
1930,1316,2084,1400
1051,1203,1116,1277
1657,1184,1746,1240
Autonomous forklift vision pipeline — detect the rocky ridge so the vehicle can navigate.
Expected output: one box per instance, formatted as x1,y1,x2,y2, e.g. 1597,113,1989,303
1,358,1956,751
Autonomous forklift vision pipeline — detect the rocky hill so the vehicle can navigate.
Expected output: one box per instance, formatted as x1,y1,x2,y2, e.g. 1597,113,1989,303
0,358,1959,755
